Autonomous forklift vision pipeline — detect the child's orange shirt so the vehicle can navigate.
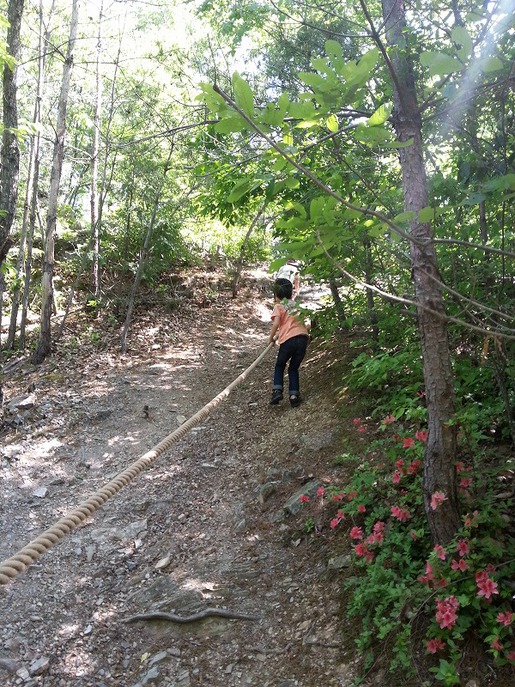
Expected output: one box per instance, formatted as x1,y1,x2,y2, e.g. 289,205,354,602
271,301,309,345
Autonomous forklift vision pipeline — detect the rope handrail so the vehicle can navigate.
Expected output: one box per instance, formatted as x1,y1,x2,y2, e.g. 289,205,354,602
0,342,274,586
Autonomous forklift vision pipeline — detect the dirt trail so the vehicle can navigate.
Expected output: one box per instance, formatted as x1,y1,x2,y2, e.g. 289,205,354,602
1,284,358,687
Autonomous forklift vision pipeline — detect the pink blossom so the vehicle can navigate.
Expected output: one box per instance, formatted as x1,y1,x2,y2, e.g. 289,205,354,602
317,486,325,498
392,470,402,484
353,418,361,425
408,459,422,474
347,490,358,501
357,425,367,433
382,414,395,425
354,542,369,557
451,558,468,572
456,539,469,557
350,526,364,540
391,505,411,522
410,530,419,540
464,510,479,527
476,571,499,600
332,492,345,502
497,612,513,626
491,638,504,651
434,545,446,561
459,476,473,488
415,429,428,442
430,491,447,510
417,391,425,398
418,561,435,585
507,651,515,661
330,517,341,530
395,459,405,469
357,504,366,513
435,596,459,629
373,521,385,534
402,437,415,449
426,638,445,654
299,495,310,503
336,510,346,520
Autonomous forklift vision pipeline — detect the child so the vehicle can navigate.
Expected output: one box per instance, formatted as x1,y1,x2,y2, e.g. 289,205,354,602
269,278,309,407
275,259,301,299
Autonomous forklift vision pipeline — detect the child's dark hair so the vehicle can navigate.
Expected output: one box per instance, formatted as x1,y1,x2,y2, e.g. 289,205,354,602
273,278,293,300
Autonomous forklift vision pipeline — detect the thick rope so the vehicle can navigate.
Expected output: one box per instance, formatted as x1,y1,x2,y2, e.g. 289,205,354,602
0,342,274,586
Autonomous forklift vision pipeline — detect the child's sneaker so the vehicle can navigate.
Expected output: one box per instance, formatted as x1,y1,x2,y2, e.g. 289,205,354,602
289,394,302,408
270,389,283,405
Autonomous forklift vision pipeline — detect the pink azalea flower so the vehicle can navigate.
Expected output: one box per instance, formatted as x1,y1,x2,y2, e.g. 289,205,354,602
507,651,515,661
347,490,358,501
299,495,310,503
317,486,325,497
330,517,341,529
426,637,445,654
476,571,499,600
435,596,459,629
456,539,469,557
382,414,395,425
497,611,513,626
395,459,405,469
451,558,468,572
402,437,415,449
464,510,479,527
430,491,447,510
373,521,385,534
491,638,504,651
459,476,473,488
357,425,367,433
415,429,428,442
353,418,361,425
392,470,402,484
332,492,345,502
336,510,346,520
409,530,419,540
354,542,368,557
391,505,411,522
408,459,422,474
434,545,446,561
350,526,364,540
357,504,366,513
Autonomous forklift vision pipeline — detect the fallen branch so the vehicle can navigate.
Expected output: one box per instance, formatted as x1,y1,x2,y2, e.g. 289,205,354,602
124,608,260,624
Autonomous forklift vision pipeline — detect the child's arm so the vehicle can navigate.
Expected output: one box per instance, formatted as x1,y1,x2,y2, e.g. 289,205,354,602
269,316,280,344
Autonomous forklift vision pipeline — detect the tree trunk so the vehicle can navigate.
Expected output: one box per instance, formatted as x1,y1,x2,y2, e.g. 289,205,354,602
0,0,24,350
32,0,80,364
91,1,103,297
231,198,268,297
120,145,174,354
380,0,460,543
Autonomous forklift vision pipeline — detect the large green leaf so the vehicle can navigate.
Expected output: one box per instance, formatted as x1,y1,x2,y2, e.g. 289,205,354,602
451,26,473,60
420,51,462,76
326,114,339,132
214,116,246,133
232,72,255,117
368,103,392,127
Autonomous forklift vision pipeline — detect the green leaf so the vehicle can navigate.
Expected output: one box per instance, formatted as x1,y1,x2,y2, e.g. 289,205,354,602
325,39,343,62
483,173,515,192
451,26,473,59
214,116,246,133
226,179,252,203
298,71,328,90
326,114,339,132
420,51,462,76
285,176,300,189
385,137,414,149
481,56,503,73
368,103,392,127
232,72,255,117
418,206,435,222
310,197,326,221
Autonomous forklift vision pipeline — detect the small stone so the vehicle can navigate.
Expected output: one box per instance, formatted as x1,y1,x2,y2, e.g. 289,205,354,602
16,666,30,680
29,657,50,676
167,647,181,658
32,487,48,499
327,555,352,570
0,658,18,674
154,556,171,570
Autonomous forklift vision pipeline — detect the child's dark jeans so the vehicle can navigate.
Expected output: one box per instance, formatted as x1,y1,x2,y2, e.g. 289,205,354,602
273,334,309,395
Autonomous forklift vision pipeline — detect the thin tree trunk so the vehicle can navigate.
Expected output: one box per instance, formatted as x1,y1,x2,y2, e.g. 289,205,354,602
120,145,174,354
328,277,347,330
91,1,103,297
32,0,80,364
231,198,268,297
0,0,24,350
379,0,460,543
